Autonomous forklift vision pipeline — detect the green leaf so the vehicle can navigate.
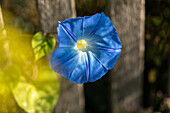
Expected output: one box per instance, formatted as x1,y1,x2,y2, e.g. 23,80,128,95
0,67,24,113
12,82,39,113
33,66,60,113
32,32,56,61
6,65,59,113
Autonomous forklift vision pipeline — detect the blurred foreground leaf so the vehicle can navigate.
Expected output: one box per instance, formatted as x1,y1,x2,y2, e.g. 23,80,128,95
33,66,60,113
1,9,60,113
4,65,21,89
0,65,21,96
12,82,39,113
32,32,55,61
11,66,60,113
0,70,10,96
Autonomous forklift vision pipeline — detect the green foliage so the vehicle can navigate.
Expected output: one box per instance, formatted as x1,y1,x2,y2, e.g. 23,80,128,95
12,82,39,113
0,10,59,112
4,65,21,89
33,66,60,113
145,0,170,112
145,0,169,69
0,59,59,113
0,70,10,96
32,32,56,61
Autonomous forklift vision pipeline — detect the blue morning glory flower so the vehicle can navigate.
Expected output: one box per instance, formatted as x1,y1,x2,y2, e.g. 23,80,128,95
50,12,121,84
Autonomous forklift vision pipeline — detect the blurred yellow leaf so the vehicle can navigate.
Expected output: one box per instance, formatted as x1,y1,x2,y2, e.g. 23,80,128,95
12,82,39,113
0,70,10,96
4,65,21,89
1,8,59,113
33,66,60,113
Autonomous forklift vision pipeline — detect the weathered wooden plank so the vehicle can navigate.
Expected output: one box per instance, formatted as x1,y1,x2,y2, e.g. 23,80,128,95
107,0,145,112
36,0,84,113
36,0,76,32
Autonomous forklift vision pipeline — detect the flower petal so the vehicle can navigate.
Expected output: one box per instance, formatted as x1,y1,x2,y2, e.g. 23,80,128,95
90,48,121,70
87,51,108,82
58,13,105,42
50,47,79,79
58,17,83,42
69,52,89,84
87,12,121,49
83,13,101,37
57,24,76,47
50,48,90,84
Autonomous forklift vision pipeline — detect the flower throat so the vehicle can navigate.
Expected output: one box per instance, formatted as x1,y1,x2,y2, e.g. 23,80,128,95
77,39,88,51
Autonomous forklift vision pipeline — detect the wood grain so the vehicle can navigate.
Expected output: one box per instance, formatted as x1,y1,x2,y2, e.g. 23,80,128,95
36,0,84,113
107,0,145,112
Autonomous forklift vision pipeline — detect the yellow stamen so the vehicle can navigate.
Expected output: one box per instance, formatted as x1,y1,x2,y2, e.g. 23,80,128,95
77,39,88,51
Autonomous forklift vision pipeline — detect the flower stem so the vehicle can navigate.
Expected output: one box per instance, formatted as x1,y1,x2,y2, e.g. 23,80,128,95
44,31,57,37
